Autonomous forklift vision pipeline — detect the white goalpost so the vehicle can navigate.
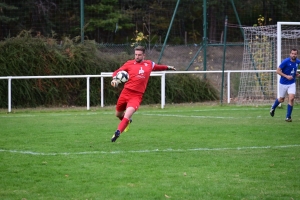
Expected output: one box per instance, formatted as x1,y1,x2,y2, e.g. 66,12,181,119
277,22,300,98
237,22,300,105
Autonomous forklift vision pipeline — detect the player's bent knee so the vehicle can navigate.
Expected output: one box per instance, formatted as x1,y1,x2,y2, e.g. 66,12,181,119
115,111,124,118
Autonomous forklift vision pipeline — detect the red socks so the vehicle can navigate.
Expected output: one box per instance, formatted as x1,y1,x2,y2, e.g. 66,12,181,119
117,117,129,133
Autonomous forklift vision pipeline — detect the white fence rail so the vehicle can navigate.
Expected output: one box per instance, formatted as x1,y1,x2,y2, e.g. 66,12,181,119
0,70,279,112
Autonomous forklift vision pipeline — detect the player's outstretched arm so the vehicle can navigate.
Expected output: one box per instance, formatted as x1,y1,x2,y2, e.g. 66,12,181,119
153,64,176,71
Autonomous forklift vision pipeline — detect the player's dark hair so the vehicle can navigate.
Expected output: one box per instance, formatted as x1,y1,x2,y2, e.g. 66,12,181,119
291,48,298,53
134,46,146,53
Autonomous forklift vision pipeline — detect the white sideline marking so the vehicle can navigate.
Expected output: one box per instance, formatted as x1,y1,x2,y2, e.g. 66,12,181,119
0,113,265,119
0,144,299,156
142,113,235,119
1,107,298,118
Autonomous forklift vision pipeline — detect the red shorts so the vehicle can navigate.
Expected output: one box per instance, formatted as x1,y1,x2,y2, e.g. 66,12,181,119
116,88,143,112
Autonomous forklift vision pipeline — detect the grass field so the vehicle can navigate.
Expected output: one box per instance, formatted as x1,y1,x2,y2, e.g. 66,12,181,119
0,104,299,200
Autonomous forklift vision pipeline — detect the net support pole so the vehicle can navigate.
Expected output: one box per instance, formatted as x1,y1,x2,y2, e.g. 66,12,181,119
185,43,203,70
203,0,207,75
80,0,84,43
221,16,228,104
157,0,180,64
230,0,244,37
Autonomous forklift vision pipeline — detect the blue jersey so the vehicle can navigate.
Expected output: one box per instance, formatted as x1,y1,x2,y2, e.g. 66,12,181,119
279,57,300,85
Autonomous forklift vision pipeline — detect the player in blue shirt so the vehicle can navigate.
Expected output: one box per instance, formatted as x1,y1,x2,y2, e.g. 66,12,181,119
270,48,300,122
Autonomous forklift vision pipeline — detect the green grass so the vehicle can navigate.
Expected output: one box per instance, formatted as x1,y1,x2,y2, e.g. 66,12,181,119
0,104,299,200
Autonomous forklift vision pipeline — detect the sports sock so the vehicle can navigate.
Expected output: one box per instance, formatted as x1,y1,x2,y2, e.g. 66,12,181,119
117,117,129,133
286,104,293,118
272,99,280,109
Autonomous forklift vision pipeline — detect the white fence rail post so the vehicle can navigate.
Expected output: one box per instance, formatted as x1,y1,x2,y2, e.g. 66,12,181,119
8,77,12,113
161,73,166,108
86,77,90,110
227,71,231,104
100,76,104,107
100,72,113,108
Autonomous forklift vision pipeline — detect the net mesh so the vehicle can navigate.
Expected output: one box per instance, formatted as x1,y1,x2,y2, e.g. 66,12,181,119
237,24,300,105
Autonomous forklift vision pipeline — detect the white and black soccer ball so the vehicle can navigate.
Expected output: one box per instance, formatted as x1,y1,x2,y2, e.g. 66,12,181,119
116,70,129,83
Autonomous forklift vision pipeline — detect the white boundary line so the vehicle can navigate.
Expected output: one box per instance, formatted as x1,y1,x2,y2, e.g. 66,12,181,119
0,144,299,156
0,107,295,116
143,113,236,119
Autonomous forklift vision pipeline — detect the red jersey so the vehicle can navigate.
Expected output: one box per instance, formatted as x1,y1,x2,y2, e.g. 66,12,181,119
113,60,169,93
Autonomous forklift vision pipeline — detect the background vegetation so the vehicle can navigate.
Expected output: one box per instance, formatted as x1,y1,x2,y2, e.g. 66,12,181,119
1,0,299,108
1,0,300,44
0,33,218,108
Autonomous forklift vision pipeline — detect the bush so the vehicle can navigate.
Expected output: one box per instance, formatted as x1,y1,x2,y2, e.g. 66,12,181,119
144,74,218,104
0,33,218,108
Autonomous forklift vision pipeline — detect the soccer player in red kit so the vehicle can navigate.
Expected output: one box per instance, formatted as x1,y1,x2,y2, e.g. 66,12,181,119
110,46,176,142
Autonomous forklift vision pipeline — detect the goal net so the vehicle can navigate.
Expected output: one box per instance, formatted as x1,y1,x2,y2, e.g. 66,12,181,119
237,22,300,105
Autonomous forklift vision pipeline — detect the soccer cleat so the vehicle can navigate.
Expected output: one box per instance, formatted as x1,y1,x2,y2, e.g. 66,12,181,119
111,130,120,142
124,119,132,132
270,107,275,117
285,118,292,122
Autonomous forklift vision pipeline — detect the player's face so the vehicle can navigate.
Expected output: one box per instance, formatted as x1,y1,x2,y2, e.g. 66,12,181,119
134,50,145,63
290,50,298,61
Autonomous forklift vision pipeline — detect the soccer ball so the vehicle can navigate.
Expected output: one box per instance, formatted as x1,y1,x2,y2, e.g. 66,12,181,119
116,70,129,83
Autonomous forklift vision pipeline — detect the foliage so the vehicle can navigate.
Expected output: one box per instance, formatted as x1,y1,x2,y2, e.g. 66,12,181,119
85,0,134,37
130,31,148,47
0,2,19,23
253,14,272,26
0,34,218,108
2,0,300,44
0,32,120,107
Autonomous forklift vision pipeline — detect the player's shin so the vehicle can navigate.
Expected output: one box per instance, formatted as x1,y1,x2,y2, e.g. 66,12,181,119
286,104,293,118
272,99,280,109
117,117,130,133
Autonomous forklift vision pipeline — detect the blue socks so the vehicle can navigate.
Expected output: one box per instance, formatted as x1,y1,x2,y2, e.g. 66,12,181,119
272,99,280,109
286,104,293,118
272,99,293,119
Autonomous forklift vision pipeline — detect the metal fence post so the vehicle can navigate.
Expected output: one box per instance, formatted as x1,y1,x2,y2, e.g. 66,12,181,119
87,76,90,110
8,77,12,113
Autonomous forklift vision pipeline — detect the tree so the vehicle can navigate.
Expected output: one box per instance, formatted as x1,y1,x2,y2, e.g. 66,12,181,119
1,0,300,44
85,0,134,43
0,2,18,39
